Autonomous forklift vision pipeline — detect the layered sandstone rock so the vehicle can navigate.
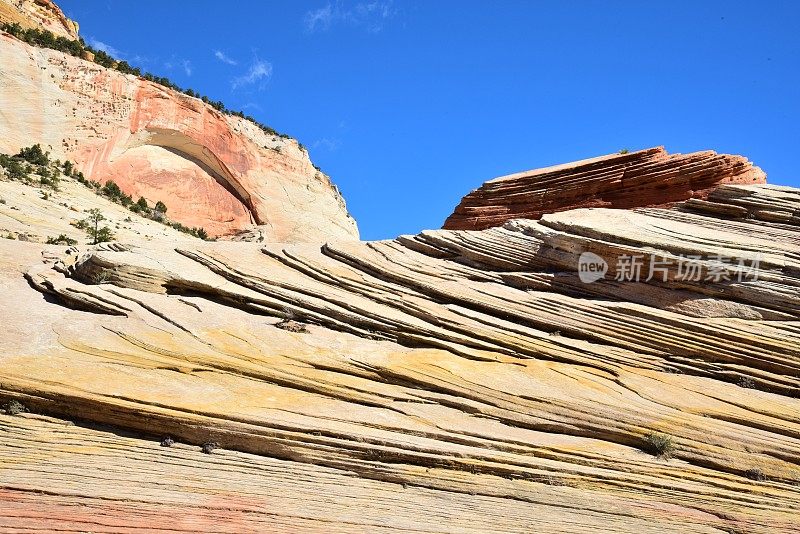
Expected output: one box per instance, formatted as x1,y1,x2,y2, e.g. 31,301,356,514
0,0,77,39
2,3,798,531
2,178,799,532
0,31,358,240
443,146,766,230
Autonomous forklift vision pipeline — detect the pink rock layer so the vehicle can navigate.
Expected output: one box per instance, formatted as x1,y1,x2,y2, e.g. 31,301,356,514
0,31,358,240
443,147,766,231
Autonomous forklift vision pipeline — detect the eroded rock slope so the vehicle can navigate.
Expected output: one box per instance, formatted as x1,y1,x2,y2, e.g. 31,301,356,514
1,176,799,532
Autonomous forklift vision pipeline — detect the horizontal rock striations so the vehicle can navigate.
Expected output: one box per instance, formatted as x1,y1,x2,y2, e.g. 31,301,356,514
443,146,766,230
0,31,358,240
2,180,799,532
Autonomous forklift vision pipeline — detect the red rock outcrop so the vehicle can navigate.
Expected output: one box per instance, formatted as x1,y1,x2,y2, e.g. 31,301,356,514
443,146,766,230
0,31,358,240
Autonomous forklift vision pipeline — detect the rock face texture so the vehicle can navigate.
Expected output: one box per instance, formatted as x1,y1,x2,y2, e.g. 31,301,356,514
0,0,77,39
1,174,799,532
2,3,798,531
0,32,358,240
444,146,766,230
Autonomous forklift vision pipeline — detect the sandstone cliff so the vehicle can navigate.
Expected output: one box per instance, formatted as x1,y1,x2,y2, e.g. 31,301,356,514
0,31,358,240
2,1,799,532
444,146,766,230
0,0,77,39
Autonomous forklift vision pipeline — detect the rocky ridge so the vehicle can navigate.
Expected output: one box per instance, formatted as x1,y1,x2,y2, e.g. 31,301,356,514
444,146,766,230
0,0,77,39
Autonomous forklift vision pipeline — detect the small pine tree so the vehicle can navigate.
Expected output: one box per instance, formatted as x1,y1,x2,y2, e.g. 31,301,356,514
154,200,167,214
84,208,113,244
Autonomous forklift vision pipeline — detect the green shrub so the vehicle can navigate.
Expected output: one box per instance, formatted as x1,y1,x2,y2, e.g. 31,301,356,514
95,226,114,243
102,180,123,198
1,156,27,181
154,200,167,214
643,432,675,459
16,144,49,166
46,234,78,246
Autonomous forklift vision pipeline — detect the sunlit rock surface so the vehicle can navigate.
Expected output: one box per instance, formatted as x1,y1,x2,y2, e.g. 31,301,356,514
0,32,358,240
2,2,798,531
1,181,799,533
0,0,77,39
444,147,766,230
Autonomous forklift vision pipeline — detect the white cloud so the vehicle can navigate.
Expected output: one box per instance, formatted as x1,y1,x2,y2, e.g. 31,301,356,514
304,1,396,34
232,59,273,90
214,50,238,65
305,5,334,32
88,37,123,58
312,138,341,152
182,60,192,76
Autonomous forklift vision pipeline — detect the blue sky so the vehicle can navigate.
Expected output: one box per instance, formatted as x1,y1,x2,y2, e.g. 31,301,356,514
59,1,800,240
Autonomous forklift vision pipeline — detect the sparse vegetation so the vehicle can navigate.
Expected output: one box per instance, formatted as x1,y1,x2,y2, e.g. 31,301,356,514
201,441,218,454
738,376,756,389
46,234,78,246
160,436,175,447
0,144,60,190
2,399,28,415
744,468,767,481
642,432,675,459
619,148,630,154
90,270,111,285
1,146,211,240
